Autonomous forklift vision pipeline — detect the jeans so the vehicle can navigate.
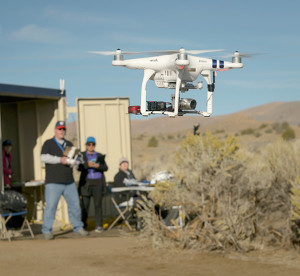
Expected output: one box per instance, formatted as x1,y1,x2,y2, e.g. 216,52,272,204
42,182,84,234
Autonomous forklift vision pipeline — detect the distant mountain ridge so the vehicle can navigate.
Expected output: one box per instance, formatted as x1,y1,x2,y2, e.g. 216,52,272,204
234,101,300,124
130,101,300,136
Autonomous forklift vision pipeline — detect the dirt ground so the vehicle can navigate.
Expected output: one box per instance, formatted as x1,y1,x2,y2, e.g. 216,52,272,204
1,226,300,276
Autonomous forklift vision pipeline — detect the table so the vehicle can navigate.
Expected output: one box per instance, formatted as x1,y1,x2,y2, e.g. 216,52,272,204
111,186,155,193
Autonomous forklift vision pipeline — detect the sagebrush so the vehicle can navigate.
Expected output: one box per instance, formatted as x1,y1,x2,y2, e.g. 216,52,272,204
137,133,300,252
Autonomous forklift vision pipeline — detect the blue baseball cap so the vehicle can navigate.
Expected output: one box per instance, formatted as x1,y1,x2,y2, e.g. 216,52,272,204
55,120,66,129
86,136,96,144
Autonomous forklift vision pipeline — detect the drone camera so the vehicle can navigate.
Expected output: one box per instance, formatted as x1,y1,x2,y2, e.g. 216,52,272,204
179,98,197,110
147,101,167,111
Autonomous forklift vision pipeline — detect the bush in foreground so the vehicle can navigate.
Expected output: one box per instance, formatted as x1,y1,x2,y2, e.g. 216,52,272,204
137,134,300,252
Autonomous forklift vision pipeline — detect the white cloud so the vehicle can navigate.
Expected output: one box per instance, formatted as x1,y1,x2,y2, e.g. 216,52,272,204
11,24,72,44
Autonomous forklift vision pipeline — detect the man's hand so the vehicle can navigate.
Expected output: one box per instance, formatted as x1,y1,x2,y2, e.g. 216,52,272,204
60,156,68,165
88,160,95,167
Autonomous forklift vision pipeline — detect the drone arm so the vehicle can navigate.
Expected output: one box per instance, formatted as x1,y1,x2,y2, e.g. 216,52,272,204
140,69,155,116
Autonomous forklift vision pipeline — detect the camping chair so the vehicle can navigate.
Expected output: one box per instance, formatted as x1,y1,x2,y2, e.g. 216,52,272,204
108,194,136,231
0,210,35,242
107,185,139,231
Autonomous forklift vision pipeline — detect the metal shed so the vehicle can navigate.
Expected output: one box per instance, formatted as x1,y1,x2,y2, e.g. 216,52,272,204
0,82,67,192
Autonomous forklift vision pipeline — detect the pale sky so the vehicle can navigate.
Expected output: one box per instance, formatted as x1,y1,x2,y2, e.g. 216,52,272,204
1,0,299,119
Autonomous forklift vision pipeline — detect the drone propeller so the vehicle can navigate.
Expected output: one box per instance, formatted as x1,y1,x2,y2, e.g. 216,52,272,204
88,50,141,56
222,51,263,58
133,49,224,55
185,49,224,55
89,48,224,56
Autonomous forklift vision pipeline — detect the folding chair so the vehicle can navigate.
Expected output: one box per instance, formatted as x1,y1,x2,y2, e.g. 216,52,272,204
107,185,153,231
0,210,35,242
108,196,135,231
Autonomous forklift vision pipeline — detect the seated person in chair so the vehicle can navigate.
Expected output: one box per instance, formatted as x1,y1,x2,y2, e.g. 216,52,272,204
113,157,136,205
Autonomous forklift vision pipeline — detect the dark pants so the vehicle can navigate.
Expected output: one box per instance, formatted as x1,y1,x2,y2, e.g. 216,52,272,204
81,184,103,228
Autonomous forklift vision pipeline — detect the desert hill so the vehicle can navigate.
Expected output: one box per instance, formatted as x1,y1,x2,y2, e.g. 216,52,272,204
130,101,300,136
67,101,300,179
67,101,300,139
129,101,300,179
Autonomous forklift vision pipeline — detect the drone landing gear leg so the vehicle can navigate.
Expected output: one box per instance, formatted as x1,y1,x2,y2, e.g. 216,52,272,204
201,71,215,117
165,70,183,117
140,69,155,116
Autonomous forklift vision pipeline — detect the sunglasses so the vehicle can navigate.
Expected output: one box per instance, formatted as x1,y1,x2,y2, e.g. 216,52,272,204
57,128,66,131
86,143,95,146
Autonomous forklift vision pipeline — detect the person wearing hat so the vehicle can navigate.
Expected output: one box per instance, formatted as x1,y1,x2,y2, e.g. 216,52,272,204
40,120,88,240
113,157,136,205
2,139,13,189
78,136,108,233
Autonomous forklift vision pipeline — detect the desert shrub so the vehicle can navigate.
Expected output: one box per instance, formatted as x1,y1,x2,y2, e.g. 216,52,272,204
147,136,158,147
215,129,225,134
282,127,295,140
252,140,300,246
265,128,273,134
138,133,257,251
241,128,255,135
291,175,300,242
137,134,300,252
259,123,268,129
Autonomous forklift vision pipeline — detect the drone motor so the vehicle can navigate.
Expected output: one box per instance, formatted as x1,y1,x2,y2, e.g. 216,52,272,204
232,51,241,63
114,49,124,61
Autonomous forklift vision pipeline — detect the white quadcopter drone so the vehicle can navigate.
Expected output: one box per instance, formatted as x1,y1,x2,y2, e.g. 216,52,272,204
91,48,244,117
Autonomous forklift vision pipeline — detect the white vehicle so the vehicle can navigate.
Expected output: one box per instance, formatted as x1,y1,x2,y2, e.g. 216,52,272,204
91,48,245,117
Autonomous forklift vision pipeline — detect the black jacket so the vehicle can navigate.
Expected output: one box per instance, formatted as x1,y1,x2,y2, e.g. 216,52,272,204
113,169,136,188
78,151,108,194
41,138,74,184
113,169,136,204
